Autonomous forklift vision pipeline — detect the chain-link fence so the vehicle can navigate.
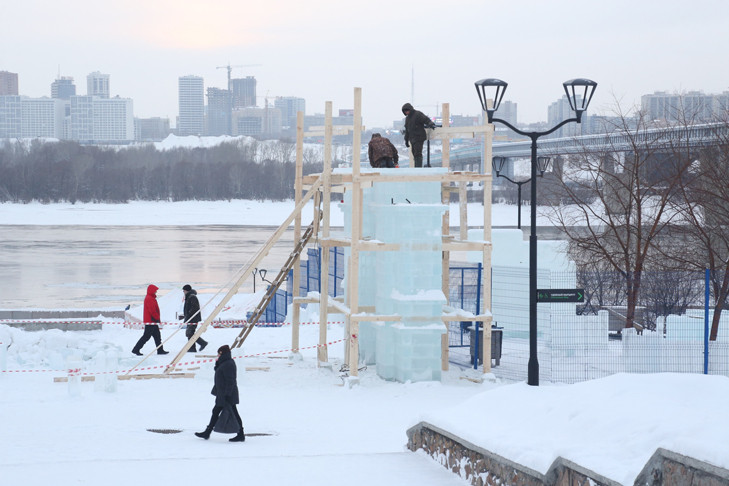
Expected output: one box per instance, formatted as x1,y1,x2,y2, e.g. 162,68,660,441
477,268,729,383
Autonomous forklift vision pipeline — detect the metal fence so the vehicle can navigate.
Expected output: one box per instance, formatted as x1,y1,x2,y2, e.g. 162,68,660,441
462,267,729,383
266,255,729,384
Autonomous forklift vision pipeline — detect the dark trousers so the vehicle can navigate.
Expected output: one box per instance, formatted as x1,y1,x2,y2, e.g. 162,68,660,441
410,139,425,168
372,157,396,169
185,324,208,351
207,403,243,430
133,324,162,353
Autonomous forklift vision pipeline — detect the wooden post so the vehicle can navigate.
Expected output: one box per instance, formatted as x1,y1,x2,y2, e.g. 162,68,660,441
348,87,363,380
318,102,333,366
440,103,450,371
292,110,304,355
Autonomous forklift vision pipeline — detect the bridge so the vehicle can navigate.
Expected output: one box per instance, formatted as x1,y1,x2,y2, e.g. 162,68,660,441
430,122,729,170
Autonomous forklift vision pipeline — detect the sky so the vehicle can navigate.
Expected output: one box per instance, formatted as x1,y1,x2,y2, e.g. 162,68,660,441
3,0,729,128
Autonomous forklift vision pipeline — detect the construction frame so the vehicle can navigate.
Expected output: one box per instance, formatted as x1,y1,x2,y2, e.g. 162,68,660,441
125,87,495,381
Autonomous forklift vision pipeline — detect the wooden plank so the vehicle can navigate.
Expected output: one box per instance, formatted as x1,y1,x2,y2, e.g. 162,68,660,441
53,376,96,383
442,240,490,252
118,373,195,381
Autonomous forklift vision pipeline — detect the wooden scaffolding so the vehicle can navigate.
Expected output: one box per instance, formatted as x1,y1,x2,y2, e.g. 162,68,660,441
124,87,494,381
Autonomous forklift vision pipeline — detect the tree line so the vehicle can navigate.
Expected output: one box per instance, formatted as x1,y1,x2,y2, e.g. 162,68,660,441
0,139,323,203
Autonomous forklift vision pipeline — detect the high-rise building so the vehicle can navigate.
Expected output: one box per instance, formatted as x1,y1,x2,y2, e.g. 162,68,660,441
135,117,171,142
70,95,134,143
274,96,305,131
499,100,518,127
547,95,584,138
0,95,22,137
87,72,110,99
232,106,281,137
641,91,717,122
0,95,66,139
0,71,19,95
206,87,232,136
178,75,204,136
230,77,256,108
21,97,66,138
51,77,76,100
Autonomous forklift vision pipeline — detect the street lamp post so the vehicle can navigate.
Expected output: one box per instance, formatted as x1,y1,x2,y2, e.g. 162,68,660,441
253,268,268,293
492,155,551,229
475,78,597,386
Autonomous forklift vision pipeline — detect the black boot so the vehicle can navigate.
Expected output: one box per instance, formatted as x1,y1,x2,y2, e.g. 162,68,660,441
195,426,213,440
229,428,245,442
199,340,208,352
132,349,142,356
157,349,169,355
187,347,197,353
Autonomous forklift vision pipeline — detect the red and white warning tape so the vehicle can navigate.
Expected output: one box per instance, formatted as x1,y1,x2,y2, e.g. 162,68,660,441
0,339,347,376
1,319,345,328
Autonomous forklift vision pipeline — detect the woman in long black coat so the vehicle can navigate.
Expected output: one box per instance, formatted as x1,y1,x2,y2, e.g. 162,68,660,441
195,345,245,442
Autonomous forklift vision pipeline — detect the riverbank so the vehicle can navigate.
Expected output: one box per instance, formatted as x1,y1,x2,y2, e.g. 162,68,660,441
0,200,536,227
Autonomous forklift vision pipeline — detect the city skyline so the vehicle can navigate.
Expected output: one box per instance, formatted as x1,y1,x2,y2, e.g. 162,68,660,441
2,0,728,128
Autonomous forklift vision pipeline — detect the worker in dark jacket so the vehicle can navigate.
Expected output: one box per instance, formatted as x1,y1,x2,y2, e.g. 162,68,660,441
195,345,245,442
401,103,435,168
179,284,208,353
132,284,169,356
368,133,399,168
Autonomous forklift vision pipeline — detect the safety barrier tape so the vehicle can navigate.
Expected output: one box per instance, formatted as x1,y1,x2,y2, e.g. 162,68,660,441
0,339,347,376
1,320,345,327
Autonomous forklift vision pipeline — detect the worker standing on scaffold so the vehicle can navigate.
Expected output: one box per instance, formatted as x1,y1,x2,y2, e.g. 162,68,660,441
401,103,435,168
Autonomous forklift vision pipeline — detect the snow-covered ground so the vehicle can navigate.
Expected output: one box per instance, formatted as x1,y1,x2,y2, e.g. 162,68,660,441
1,314,728,486
1,200,728,485
0,199,561,227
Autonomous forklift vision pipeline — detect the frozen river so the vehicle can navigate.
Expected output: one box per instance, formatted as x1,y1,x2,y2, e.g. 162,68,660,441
0,225,297,310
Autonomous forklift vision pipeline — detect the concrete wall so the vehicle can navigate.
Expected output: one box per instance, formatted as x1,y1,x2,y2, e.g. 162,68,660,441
407,421,729,486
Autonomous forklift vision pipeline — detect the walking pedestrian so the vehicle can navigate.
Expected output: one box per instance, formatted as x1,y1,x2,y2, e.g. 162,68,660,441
401,103,436,168
132,284,169,356
179,284,208,353
195,345,245,442
368,133,399,168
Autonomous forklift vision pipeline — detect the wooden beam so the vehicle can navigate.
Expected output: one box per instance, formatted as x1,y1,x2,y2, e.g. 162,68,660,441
442,240,490,252
155,176,323,375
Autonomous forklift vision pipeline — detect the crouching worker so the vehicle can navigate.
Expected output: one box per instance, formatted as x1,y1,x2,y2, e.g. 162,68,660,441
195,345,245,442
368,133,399,168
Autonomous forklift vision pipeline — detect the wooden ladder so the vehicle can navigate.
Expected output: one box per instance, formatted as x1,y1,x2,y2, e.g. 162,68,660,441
231,218,317,349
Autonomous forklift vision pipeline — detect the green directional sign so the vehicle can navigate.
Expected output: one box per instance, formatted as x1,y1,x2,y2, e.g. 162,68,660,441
536,289,585,303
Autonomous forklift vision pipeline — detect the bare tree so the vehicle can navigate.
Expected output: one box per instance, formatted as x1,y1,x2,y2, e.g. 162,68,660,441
658,111,729,340
543,104,695,329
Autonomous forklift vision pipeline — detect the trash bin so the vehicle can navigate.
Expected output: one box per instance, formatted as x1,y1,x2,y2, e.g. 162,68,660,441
470,325,503,367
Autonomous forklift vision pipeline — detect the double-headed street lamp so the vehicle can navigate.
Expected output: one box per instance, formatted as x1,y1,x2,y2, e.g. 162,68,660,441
475,77,597,386
493,155,551,229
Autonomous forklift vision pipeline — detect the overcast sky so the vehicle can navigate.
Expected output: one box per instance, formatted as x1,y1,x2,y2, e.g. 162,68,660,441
3,0,728,128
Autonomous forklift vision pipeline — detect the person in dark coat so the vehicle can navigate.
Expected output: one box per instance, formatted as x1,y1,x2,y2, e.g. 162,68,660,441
401,102,436,168
368,133,399,168
195,345,245,442
179,284,208,353
132,284,169,356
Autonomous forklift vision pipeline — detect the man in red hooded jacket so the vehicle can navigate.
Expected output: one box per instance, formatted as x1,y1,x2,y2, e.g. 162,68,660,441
132,284,169,355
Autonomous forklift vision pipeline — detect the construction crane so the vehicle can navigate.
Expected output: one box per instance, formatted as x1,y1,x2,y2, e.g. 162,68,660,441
216,63,262,91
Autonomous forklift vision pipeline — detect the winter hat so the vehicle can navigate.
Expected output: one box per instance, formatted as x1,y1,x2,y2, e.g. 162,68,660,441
182,284,192,291
218,345,231,355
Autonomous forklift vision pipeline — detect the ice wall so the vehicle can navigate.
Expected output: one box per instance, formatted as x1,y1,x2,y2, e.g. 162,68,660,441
340,168,447,382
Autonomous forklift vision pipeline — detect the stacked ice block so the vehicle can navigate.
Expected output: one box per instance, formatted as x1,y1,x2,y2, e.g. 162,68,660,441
339,168,447,382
